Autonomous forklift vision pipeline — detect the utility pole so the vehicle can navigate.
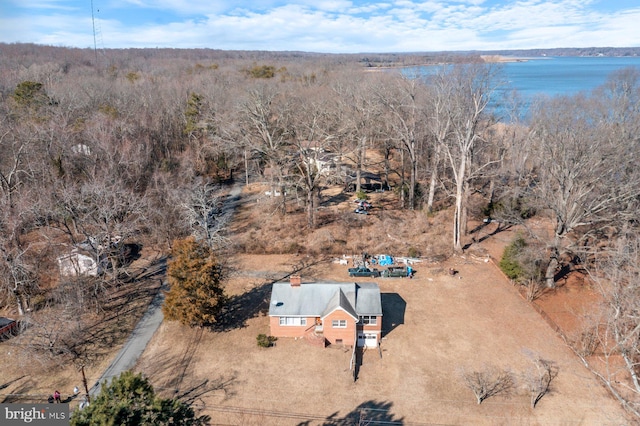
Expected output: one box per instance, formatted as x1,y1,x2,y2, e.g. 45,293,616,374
91,0,98,67
80,364,91,403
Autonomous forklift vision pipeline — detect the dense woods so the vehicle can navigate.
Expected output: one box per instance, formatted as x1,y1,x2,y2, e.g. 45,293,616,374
1,43,639,417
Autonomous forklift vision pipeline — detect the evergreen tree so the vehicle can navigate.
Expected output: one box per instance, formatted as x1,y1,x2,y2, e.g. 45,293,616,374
163,237,227,327
70,371,209,426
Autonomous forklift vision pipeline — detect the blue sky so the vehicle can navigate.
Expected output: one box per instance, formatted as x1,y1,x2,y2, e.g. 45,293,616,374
1,0,639,53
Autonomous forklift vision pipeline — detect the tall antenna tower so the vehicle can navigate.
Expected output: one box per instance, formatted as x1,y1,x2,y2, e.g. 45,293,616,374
91,0,98,66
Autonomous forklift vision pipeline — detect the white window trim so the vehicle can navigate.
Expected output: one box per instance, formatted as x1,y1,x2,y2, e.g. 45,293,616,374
279,317,307,326
332,319,347,328
359,315,377,325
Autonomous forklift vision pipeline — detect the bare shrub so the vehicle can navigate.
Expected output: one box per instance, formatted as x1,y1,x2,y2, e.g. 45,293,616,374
424,230,453,261
308,229,335,252
523,357,558,408
460,365,514,404
570,326,599,357
282,241,305,254
237,233,267,254
524,279,545,301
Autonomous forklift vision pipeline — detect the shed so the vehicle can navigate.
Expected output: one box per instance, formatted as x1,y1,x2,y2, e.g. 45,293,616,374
57,249,101,277
0,317,17,338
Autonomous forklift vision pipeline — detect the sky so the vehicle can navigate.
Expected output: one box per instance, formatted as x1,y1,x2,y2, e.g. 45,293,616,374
1,0,639,53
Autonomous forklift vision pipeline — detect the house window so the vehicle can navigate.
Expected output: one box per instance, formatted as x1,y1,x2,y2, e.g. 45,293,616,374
332,319,347,328
359,316,377,325
279,317,307,326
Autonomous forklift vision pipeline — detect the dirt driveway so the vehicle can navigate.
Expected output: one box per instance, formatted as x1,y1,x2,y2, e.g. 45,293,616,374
135,251,627,425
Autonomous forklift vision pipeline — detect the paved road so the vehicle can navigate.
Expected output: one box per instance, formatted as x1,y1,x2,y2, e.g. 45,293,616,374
89,281,167,396
89,182,244,397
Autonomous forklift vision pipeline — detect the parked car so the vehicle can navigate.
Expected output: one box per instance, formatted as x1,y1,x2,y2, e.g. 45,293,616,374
348,266,381,278
382,266,412,278
353,199,372,214
354,200,372,209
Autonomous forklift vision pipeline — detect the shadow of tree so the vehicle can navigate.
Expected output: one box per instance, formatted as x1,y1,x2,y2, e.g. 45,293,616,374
464,223,514,251
137,344,238,404
322,191,351,207
353,346,363,382
0,375,26,392
176,375,237,406
123,255,167,282
214,283,272,331
0,376,29,402
8,270,164,395
214,257,330,331
381,293,406,338
119,243,143,268
321,400,403,425
1,377,38,403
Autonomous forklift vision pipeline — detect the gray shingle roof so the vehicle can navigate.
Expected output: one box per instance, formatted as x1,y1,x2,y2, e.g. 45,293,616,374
322,288,358,320
268,281,382,318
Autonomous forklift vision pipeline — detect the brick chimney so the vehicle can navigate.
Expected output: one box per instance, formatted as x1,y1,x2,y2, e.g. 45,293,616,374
290,274,301,287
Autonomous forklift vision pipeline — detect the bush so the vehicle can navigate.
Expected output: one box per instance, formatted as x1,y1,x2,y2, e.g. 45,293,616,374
355,190,368,201
407,247,420,258
248,65,276,78
499,235,527,280
257,334,277,348
283,241,304,254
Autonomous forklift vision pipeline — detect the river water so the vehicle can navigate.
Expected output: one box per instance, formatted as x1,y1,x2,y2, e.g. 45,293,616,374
502,56,640,98
409,56,640,120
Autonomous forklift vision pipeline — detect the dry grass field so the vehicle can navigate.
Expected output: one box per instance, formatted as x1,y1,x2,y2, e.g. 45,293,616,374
131,185,629,425
135,251,627,425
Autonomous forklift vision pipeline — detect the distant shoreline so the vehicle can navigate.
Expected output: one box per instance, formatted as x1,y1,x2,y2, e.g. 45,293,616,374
480,55,552,63
362,55,551,72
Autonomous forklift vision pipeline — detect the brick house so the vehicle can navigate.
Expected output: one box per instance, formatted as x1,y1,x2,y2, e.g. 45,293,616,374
268,275,383,348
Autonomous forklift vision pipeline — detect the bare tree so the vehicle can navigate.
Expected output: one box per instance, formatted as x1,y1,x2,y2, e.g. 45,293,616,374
180,180,230,250
528,91,640,287
423,71,454,214
375,73,426,210
49,179,148,280
522,354,558,408
0,196,41,316
332,74,383,195
239,84,293,213
570,235,640,419
0,130,29,209
460,364,514,404
428,63,504,252
287,86,339,228
0,245,38,316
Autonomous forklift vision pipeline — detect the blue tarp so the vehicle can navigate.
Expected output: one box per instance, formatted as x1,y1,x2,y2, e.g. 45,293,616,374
377,255,393,266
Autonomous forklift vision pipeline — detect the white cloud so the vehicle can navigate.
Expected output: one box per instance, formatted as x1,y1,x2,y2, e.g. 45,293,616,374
6,0,79,11
1,0,640,52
